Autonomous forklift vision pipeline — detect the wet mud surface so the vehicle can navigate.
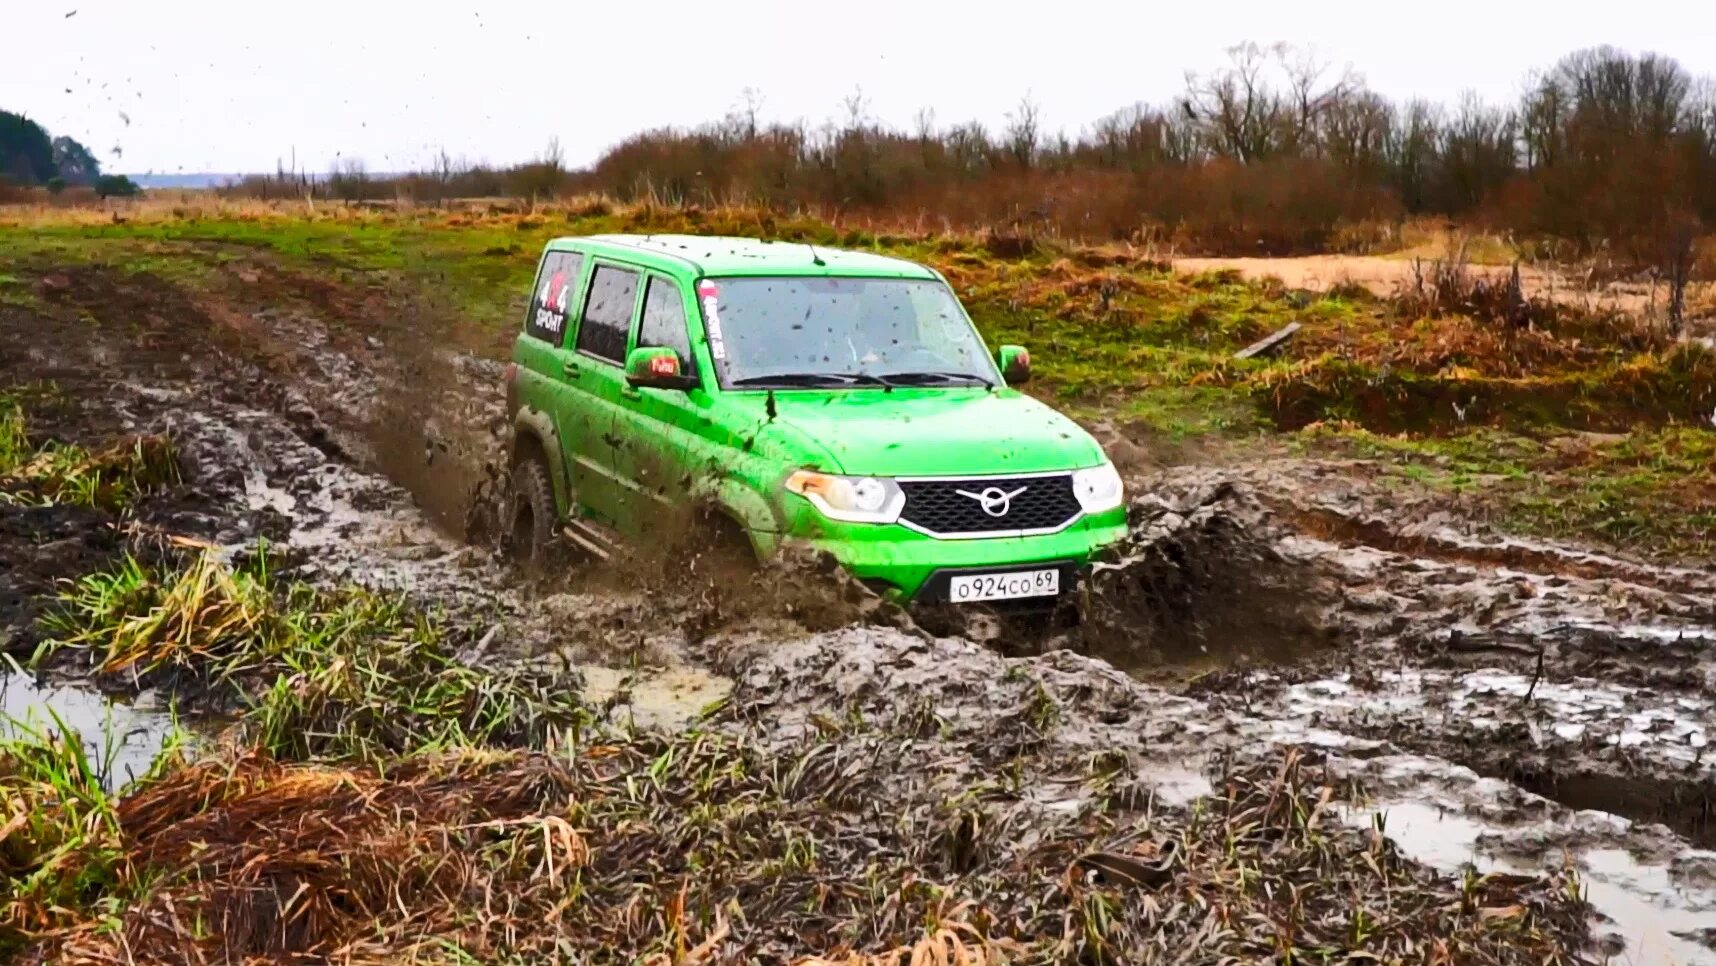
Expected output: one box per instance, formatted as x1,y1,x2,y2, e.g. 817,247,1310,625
4,263,1716,961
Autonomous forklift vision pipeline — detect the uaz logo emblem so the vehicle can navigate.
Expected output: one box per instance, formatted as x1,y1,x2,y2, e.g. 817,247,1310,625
955,485,1028,518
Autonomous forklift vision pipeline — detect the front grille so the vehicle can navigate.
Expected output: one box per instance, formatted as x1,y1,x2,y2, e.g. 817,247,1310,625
897,474,1082,536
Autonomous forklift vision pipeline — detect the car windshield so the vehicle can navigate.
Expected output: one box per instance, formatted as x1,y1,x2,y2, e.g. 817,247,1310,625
697,277,1000,389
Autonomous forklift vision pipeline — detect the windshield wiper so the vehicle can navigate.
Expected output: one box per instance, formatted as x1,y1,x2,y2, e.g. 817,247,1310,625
880,370,994,389
830,372,902,389
730,373,853,387
729,372,902,389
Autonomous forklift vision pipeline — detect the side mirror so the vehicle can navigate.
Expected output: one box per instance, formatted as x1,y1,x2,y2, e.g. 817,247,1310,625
996,344,1031,385
624,346,698,391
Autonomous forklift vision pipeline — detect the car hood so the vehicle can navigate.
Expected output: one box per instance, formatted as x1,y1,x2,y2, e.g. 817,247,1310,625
740,388,1107,477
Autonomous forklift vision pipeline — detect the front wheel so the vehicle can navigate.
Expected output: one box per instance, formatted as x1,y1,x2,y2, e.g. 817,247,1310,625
686,511,759,580
506,457,558,566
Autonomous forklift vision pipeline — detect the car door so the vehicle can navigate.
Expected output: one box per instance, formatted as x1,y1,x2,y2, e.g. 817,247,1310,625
565,260,642,526
608,273,702,532
518,249,588,515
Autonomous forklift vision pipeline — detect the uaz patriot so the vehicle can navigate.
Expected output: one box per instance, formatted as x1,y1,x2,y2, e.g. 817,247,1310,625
504,235,1127,605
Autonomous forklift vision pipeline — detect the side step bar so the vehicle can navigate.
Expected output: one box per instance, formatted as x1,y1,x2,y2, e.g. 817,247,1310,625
562,519,621,561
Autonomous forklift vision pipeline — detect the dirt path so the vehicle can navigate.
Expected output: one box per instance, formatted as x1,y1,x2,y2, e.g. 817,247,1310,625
1174,254,1715,326
5,264,1716,961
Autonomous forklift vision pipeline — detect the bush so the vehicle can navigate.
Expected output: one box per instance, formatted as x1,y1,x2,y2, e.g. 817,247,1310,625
93,174,140,199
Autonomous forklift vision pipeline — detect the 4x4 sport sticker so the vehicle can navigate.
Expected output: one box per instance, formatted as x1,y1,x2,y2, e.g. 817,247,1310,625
698,280,727,360
535,269,572,336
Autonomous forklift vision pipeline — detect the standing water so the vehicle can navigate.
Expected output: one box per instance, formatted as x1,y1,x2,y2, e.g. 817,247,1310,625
1,673,187,791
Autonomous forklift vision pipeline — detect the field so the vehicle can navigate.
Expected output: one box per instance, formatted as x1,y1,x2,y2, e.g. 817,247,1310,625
3,197,1715,963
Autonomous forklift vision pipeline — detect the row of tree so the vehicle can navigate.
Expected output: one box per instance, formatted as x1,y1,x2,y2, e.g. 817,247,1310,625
580,45,1714,264
0,109,137,197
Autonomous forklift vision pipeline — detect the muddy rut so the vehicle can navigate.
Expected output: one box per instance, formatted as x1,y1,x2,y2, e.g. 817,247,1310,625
4,269,1716,963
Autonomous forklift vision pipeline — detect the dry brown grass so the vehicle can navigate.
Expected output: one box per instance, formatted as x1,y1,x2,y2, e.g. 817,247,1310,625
14,742,1589,965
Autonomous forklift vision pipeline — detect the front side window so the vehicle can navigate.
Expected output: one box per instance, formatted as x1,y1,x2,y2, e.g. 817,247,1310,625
697,277,999,389
576,265,639,363
637,276,696,376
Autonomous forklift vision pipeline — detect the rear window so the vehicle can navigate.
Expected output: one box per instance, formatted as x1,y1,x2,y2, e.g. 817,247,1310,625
577,265,639,363
525,250,583,344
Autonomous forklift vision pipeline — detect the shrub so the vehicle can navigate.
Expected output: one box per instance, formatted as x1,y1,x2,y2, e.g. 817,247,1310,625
93,175,140,199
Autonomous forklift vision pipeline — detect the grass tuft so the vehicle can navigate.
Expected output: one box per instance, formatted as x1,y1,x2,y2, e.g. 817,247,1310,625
36,549,590,762
0,709,189,957
0,392,179,511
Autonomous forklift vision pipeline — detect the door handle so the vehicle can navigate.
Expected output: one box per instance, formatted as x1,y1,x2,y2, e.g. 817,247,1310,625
562,359,580,379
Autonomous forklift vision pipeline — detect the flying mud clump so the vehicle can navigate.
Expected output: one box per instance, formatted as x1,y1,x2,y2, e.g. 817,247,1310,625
1077,478,1335,672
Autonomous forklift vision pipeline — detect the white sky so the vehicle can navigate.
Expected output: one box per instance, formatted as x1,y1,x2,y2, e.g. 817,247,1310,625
6,0,1716,175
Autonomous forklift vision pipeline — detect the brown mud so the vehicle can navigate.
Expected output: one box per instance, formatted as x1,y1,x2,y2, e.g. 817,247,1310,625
4,259,1716,960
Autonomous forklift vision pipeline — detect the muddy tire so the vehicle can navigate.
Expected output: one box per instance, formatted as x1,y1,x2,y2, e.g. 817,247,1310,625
506,457,558,566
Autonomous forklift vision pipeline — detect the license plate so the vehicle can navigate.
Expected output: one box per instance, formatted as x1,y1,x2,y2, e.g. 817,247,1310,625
948,568,1060,603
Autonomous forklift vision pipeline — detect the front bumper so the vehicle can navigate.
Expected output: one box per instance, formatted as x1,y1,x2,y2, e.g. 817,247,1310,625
787,506,1129,603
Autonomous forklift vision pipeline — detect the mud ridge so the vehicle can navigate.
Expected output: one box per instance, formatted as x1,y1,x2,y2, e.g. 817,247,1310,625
1282,499,1716,600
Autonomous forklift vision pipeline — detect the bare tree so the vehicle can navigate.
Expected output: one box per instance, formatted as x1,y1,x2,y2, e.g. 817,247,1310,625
913,107,937,144
1386,99,1443,213
327,155,373,201
1004,93,1042,168
1519,72,1568,170
1321,89,1393,174
736,87,766,140
913,107,939,166
945,121,992,175
1089,103,1182,168
1283,46,1360,156
1436,93,1517,212
1183,42,1282,162
841,87,870,131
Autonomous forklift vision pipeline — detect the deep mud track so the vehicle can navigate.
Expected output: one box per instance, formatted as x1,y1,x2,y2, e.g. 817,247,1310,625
4,269,1715,963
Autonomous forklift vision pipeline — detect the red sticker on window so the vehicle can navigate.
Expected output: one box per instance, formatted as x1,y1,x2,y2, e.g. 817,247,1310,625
542,270,570,312
697,280,719,298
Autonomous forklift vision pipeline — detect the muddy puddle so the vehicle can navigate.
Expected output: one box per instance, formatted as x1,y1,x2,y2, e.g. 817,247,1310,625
1368,799,1716,964
0,674,187,790
575,664,734,731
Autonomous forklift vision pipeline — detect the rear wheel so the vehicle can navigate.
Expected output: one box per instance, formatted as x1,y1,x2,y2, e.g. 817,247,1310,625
507,456,558,566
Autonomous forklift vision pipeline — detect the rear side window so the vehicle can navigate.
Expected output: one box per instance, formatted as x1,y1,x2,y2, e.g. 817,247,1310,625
637,277,696,376
526,251,583,344
577,265,638,363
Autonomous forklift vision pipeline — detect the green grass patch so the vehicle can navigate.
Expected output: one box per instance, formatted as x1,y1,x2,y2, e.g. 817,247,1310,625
0,271,37,310
0,708,191,957
1302,425,1716,560
0,392,180,511
35,549,590,763
1261,343,1716,434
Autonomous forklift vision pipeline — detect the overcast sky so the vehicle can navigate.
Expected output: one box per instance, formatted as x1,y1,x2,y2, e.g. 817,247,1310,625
6,0,1716,175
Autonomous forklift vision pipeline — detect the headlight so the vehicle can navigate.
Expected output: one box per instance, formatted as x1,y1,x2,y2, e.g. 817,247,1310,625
784,470,905,523
1071,462,1124,514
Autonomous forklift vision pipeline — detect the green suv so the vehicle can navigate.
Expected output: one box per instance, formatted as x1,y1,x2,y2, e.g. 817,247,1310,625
504,235,1127,605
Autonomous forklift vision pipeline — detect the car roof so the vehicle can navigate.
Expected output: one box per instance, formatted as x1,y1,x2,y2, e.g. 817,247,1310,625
547,234,938,280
